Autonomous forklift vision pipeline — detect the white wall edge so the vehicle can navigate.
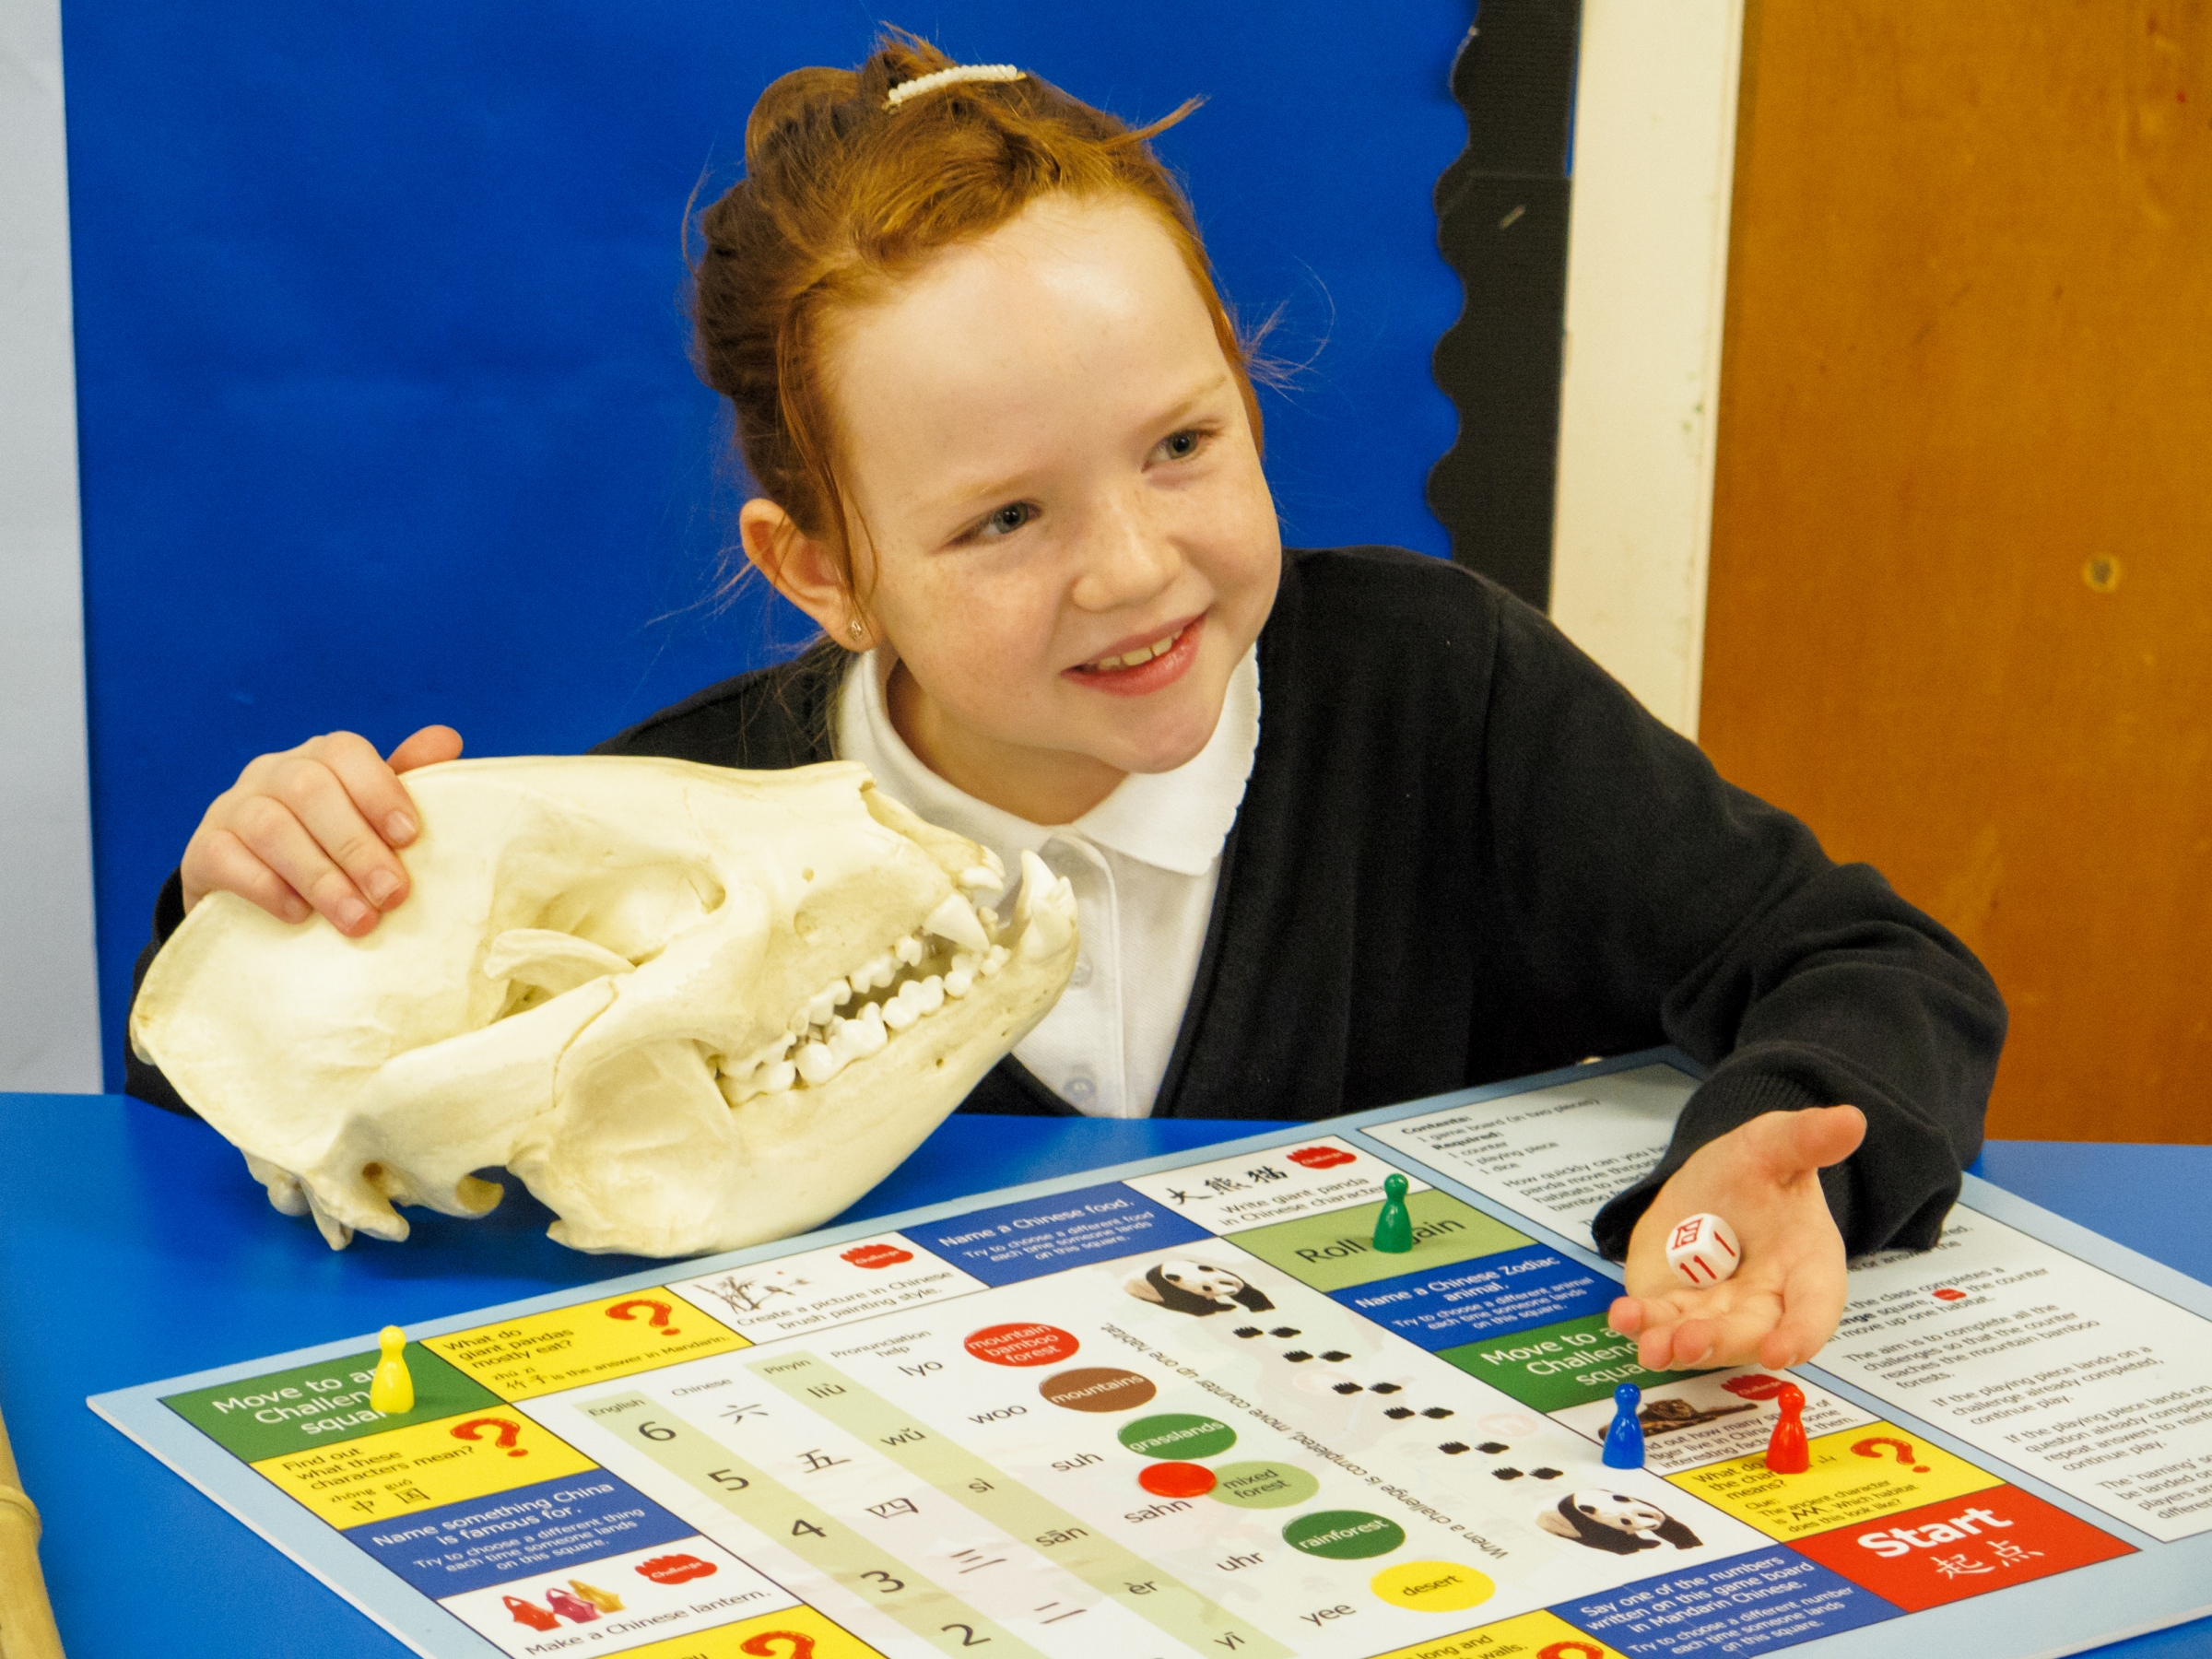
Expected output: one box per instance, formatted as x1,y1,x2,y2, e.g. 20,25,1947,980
1547,0,1745,738
0,0,103,1089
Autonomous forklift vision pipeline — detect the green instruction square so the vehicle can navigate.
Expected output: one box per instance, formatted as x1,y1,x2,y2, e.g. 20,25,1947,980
162,1344,499,1463
1226,1190,1528,1291
1435,1311,1698,1412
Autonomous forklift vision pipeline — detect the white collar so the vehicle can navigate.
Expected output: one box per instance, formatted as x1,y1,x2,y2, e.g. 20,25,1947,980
836,645,1261,876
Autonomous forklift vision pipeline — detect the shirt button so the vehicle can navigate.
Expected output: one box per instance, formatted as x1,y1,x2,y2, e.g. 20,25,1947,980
1069,955,1094,988
1064,1073,1098,1106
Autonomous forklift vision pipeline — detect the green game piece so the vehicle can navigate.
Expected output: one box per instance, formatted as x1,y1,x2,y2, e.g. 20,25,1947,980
1371,1173,1414,1253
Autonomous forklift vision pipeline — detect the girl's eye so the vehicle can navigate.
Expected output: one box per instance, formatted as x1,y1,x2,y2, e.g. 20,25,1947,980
971,501,1036,541
1155,428,1208,463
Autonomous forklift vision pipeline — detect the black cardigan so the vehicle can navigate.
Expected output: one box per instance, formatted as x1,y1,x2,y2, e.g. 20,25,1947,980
128,547,2005,1261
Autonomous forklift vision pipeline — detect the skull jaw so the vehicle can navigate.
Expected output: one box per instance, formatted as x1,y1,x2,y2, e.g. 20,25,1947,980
521,920,1079,1257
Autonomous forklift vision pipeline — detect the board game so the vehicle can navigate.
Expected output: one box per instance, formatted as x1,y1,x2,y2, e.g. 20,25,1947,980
91,1051,2212,1658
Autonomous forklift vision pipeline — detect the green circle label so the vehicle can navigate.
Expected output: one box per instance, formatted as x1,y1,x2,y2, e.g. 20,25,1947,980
1283,1510,1407,1560
1207,1461,1320,1509
1117,1414,1236,1460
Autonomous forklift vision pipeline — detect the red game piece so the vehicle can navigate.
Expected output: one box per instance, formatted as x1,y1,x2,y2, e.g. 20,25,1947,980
1765,1382,1810,1474
1138,1461,1218,1498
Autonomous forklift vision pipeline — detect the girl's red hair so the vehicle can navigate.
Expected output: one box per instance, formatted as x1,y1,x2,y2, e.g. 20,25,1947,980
691,32,1263,592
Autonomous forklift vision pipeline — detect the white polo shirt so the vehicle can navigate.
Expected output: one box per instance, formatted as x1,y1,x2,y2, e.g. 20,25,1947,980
836,647,1262,1118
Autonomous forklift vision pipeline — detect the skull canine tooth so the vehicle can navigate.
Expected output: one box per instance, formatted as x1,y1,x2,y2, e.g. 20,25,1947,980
924,892,991,954
1018,873,1078,961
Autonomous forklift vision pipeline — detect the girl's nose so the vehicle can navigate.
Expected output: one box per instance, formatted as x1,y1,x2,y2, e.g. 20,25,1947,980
1069,490,1179,612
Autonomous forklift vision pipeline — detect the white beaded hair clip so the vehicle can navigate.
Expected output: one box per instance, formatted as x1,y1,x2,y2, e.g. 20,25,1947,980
885,64,1025,111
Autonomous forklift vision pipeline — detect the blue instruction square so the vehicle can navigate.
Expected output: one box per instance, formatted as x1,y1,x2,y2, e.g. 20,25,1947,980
1551,1547,1901,1656
346,1471,691,1597
1329,1243,1616,1348
904,1182,1211,1286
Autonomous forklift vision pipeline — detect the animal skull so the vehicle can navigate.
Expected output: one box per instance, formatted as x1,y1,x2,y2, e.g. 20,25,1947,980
131,757,1078,1256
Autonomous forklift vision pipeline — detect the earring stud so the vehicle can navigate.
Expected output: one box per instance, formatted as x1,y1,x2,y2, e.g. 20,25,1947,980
846,618,865,643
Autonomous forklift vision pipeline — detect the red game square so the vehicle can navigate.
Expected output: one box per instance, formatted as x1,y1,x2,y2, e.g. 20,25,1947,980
1792,1483,2135,1611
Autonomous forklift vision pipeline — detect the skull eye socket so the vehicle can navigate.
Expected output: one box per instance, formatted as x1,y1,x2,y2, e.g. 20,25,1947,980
486,863,730,1022
533,865,727,961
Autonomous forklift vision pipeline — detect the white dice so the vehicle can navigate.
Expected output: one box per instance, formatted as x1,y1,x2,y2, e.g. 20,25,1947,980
1665,1212,1741,1287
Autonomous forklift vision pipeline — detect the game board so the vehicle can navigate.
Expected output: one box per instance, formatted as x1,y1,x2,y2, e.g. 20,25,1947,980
92,1050,2212,1659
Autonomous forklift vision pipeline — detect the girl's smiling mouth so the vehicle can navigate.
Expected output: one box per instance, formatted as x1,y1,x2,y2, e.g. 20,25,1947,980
1064,614,1205,696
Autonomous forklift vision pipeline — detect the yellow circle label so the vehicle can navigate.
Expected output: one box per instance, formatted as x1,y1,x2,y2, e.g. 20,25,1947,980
1367,1559,1495,1612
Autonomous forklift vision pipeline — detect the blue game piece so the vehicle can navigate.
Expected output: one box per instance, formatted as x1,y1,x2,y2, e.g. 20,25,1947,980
1602,1382,1645,1469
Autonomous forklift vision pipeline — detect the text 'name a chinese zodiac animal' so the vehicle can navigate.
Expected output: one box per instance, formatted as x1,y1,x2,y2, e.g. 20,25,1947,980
131,758,1079,1257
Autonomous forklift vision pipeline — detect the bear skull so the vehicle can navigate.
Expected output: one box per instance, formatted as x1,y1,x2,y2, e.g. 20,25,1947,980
131,756,1078,1256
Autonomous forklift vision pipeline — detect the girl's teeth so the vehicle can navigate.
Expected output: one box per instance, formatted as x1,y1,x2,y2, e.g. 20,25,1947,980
1088,628,1182,672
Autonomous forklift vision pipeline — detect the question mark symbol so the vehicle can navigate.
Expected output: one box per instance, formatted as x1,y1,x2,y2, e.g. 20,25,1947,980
608,1298,682,1337
452,1417,529,1457
1851,1435,1930,1474
738,1635,816,1659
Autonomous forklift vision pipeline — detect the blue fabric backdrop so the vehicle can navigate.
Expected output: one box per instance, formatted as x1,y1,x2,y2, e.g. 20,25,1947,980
65,1,1471,1087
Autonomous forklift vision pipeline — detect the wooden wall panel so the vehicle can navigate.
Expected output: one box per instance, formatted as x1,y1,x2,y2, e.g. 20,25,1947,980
1700,1,2212,1140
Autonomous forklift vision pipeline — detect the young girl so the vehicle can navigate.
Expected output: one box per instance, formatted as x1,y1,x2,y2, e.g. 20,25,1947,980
127,37,2004,1377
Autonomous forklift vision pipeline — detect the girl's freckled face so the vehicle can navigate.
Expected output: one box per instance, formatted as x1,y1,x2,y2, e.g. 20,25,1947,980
823,193,1281,809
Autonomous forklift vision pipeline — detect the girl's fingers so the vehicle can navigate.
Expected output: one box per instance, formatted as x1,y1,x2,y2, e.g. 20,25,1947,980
185,829,312,924
387,724,464,779
1755,1103,1866,1180
228,794,379,935
1761,1253,1851,1371
309,732,429,854
269,750,411,913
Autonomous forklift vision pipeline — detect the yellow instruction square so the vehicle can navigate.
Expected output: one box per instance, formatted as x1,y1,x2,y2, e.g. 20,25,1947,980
1367,1609,1625,1659
1665,1419,2000,1540
425,1288,748,1400
627,1603,887,1658
250,1408,594,1526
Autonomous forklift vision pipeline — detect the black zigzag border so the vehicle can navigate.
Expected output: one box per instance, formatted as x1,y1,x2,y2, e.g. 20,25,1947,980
1428,0,1583,611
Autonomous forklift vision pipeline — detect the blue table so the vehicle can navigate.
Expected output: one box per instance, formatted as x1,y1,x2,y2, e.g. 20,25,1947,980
2,1092,2206,1657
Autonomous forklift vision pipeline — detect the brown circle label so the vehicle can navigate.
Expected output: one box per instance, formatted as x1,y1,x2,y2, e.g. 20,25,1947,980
1038,1367,1158,1413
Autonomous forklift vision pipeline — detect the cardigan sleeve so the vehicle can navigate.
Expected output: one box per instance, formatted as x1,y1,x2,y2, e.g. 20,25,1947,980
123,867,196,1113
1469,592,2006,1260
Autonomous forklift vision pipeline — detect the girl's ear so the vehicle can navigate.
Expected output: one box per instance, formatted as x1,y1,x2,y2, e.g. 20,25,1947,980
738,498,872,648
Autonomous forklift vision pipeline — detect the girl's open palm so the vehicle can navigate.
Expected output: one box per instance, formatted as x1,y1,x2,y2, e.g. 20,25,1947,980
179,725,463,935
1608,1103,1866,1373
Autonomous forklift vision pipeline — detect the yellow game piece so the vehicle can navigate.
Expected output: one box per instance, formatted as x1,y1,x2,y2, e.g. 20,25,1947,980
570,1579,624,1613
369,1325,415,1415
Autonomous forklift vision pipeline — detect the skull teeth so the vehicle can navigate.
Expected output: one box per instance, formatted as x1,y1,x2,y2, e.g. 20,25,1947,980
924,892,991,953
725,877,1060,1104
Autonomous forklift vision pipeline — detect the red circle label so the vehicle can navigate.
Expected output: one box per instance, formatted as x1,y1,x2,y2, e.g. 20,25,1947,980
1137,1461,1218,1499
963,1324,1080,1367
841,1243,915,1269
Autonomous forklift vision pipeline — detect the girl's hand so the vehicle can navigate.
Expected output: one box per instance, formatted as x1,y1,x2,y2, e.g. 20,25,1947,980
1608,1104,1866,1372
179,726,464,935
